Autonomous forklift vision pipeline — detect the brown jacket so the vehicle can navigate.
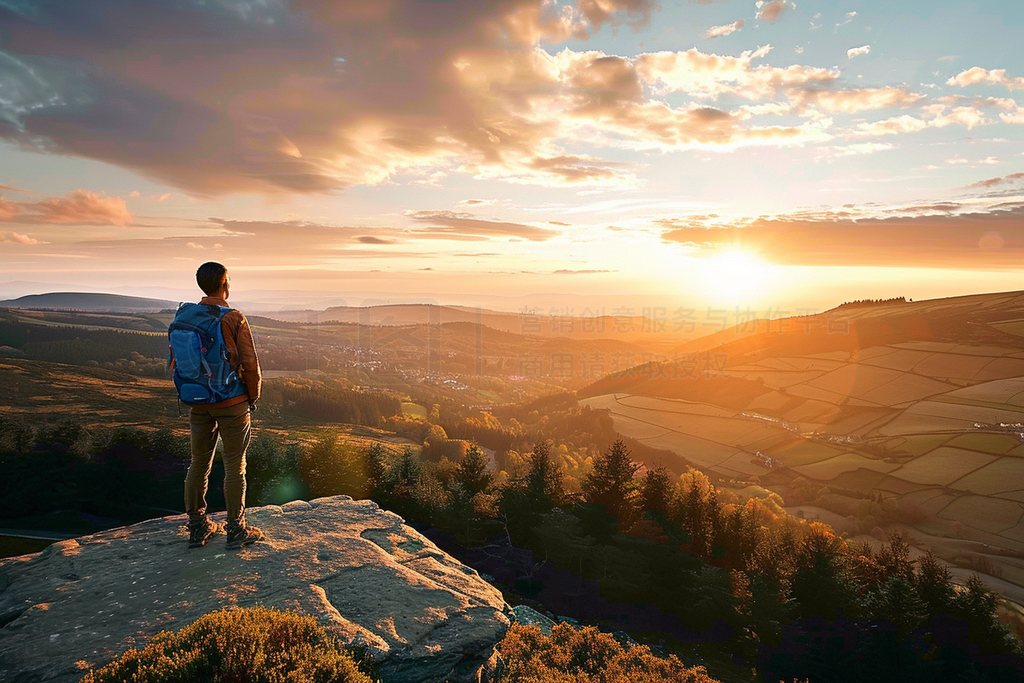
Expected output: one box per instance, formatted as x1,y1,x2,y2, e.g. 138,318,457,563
190,296,262,410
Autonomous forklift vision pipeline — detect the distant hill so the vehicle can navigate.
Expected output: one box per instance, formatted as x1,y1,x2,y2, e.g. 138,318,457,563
265,302,693,345
577,289,1024,599
0,292,177,312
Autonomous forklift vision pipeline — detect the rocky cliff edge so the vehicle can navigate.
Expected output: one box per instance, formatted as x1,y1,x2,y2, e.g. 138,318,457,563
0,496,512,683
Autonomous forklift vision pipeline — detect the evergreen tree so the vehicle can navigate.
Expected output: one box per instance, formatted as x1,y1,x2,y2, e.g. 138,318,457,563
525,440,565,511
582,439,639,521
639,465,671,517
365,442,391,500
455,444,492,496
395,447,421,496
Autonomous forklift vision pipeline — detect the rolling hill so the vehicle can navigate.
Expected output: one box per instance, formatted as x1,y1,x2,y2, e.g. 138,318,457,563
0,292,178,312
579,290,1024,593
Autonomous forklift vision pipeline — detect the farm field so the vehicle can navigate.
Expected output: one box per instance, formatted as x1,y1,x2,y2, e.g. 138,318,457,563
579,290,1024,598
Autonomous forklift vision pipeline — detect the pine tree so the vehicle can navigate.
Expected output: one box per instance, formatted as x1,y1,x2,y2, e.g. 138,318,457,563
525,441,564,510
455,444,492,496
582,438,639,521
639,465,671,517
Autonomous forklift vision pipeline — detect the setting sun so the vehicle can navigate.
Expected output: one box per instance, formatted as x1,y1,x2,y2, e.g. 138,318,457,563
699,249,774,301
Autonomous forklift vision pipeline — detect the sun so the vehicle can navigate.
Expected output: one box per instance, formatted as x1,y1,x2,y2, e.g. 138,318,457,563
699,249,773,301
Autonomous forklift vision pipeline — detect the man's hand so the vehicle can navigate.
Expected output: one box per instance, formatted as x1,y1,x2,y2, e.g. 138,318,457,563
248,401,258,413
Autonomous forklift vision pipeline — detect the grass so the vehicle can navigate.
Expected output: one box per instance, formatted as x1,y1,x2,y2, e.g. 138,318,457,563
948,458,1024,496
947,433,1022,455
400,402,427,419
792,453,898,480
892,447,998,486
766,441,842,467
938,495,1024,536
80,606,374,683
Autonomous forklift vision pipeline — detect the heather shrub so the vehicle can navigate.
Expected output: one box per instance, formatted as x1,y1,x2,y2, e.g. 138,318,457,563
80,606,372,683
497,622,719,683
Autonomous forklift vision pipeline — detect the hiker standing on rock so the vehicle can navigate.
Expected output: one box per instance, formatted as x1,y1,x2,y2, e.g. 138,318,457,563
168,262,264,549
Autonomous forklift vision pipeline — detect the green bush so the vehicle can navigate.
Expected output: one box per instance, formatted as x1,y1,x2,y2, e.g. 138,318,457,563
497,622,719,683
80,606,373,683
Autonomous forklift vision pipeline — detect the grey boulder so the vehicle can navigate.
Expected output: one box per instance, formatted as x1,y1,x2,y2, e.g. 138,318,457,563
0,496,512,683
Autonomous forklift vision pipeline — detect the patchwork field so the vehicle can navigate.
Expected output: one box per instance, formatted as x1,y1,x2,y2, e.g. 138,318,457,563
580,290,1024,598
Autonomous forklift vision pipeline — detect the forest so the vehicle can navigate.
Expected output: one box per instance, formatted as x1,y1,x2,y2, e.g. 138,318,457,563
2,414,1022,682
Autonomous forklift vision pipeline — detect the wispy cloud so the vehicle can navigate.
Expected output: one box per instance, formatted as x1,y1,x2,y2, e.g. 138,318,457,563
836,11,857,27
704,20,744,39
404,210,557,241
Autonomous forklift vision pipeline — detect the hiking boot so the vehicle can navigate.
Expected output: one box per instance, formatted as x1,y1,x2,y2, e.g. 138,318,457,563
187,517,222,549
225,519,263,549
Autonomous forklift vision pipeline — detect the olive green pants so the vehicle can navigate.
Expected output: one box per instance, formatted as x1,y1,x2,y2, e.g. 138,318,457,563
184,402,251,523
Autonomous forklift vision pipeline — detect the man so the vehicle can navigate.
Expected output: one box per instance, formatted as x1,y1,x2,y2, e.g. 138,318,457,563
175,262,264,549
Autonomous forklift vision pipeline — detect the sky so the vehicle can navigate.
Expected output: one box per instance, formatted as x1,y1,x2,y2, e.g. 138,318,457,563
2,0,1024,315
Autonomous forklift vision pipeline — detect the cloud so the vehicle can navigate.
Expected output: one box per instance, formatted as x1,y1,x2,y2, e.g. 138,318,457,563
659,202,1024,268
404,210,557,241
947,67,1024,91
851,103,991,138
0,230,41,245
854,114,930,136
1001,107,1024,124
704,20,744,39
577,0,658,32
635,45,840,100
944,155,997,166
0,0,668,194
817,142,893,160
847,45,871,59
789,87,923,113
931,105,989,130
356,235,398,245
756,0,792,23
0,190,132,226
0,0,957,193
968,173,1024,191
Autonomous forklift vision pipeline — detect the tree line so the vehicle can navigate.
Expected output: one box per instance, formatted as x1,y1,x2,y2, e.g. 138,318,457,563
3,414,1022,682
246,431,1024,683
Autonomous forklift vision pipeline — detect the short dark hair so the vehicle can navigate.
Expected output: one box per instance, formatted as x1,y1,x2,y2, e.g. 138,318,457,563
196,262,228,295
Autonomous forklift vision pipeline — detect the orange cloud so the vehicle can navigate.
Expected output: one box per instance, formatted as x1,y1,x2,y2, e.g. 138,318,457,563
659,199,1024,268
0,0,958,193
0,190,132,226
404,210,557,241
29,191,132,226
0,230,41,245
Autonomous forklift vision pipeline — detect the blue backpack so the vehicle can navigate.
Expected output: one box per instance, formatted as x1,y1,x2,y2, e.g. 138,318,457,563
168,302,246,405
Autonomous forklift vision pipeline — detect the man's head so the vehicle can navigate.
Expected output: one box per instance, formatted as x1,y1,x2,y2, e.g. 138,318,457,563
196,261,230,298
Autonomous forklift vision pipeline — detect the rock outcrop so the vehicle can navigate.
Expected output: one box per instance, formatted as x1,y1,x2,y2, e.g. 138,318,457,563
0,496,512,683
